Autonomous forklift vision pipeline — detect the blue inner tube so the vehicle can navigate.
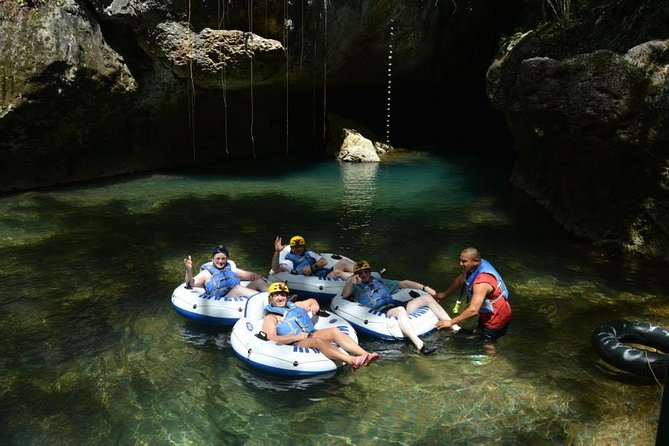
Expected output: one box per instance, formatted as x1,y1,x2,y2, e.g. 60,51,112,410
591,320,669,379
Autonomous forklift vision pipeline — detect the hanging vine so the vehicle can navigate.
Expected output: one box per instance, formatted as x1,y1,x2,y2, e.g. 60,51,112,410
300,0,305,72
186,0,196,160
284,0,290,154
218,0,229,154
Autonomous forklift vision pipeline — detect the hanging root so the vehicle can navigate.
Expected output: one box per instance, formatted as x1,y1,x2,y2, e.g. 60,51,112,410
284,0,290,154
185,0,196,159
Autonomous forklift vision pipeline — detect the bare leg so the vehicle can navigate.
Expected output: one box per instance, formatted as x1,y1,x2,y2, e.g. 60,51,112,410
407,295,461,332
483,342,497,355
327,259,355,279
313,328,368,356
298,337,362,366
387,307,424,350
225,284,262,297
248,278,268,292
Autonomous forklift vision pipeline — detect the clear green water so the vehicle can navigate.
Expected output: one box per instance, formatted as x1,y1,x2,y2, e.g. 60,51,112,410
0,151,667,445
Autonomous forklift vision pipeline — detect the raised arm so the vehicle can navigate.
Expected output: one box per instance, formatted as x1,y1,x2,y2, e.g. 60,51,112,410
272,236,286,273
184,255,209,287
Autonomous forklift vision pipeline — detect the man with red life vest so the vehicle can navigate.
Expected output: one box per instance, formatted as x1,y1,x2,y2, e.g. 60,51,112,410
435,247,511,352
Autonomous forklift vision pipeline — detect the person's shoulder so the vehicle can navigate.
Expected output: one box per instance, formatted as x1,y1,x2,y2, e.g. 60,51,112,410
228,259,238,269
474,273,497,286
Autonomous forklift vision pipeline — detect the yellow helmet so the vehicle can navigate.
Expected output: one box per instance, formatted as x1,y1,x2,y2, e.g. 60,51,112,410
289,235,306,246
267,282,289,296
353,260,371,273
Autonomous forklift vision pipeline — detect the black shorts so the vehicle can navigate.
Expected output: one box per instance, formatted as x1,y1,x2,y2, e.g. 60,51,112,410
376,300,408,313
477,320,509,343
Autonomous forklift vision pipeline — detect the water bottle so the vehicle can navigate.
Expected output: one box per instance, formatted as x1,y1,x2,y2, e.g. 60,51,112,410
452,300,461,314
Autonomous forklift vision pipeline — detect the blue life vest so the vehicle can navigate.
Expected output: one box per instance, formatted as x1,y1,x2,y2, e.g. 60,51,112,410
203,263,241,298
200,261,223,275
265,302,316,336
357,278,395,310
285,251,317,275
465,259,509,314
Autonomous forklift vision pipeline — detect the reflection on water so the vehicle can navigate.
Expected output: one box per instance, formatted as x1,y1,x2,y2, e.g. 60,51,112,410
0,152,667,445
337,161,379,237
237,369,338,392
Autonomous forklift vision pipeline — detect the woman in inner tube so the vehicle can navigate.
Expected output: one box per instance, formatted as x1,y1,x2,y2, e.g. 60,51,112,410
262,282,380,371
184,245,268,297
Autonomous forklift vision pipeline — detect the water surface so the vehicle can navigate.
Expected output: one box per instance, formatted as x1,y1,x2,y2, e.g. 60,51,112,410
0,151,667,445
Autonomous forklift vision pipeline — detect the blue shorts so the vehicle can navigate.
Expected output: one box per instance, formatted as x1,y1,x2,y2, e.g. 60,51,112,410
314,267,333,278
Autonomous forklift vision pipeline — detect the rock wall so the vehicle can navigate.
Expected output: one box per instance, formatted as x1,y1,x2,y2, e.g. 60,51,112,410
0,0,524,191
487,0,669,258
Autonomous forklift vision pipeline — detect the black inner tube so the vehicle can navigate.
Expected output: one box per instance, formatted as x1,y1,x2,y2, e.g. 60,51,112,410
591,320,669,379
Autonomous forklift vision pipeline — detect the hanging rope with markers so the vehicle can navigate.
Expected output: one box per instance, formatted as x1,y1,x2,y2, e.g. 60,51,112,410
322,0,328,144
386,19,394,144
248,0,256,159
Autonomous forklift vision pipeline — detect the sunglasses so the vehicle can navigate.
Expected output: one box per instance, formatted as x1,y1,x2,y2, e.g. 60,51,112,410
355,269,371,276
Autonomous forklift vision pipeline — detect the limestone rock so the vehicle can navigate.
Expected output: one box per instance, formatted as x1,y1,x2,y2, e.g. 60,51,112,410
487,0,669,258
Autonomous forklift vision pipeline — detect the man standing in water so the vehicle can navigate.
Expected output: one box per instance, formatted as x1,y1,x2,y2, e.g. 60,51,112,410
435,247,511,354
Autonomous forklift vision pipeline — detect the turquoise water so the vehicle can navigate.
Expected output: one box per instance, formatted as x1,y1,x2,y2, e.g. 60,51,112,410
0,151,667,445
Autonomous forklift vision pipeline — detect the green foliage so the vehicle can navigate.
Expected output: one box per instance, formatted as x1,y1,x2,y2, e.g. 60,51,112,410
544,0,572,29
544,0,595,29
498,28,526,51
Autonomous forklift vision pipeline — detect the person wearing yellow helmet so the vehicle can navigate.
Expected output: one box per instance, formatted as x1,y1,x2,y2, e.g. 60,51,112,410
262,282,379,370
183,245,268,297
271,235,355,279
342,260,460,355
